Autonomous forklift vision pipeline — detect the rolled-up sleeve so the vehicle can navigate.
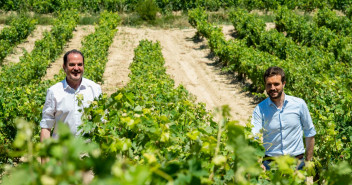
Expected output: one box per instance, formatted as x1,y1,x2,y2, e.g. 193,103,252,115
300,100,316,137
251,105,263,137
96,85,102,98
40,89,56,129
91,84,102,99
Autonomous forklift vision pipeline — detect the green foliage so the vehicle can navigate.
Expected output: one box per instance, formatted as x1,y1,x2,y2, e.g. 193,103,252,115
0,10,120,166
0,15,36,63
345,5,352,19
275,6,352,64
264,156,307,184
229,8,266,46
323,161,352,185
0,10,78,87
271,9,352,161
0,10,79,164
82,39,216,170
189,7,352,183
194,0,223,11
136,0,160,21
2,120,101,185
80,40,266,183
79,14,100,25
236,0,352,11
4,30,348,183
1,0,352,13
188,7,208,28
1,39,266,184
314,7,352,37
0,10,120,165
0,0,31,12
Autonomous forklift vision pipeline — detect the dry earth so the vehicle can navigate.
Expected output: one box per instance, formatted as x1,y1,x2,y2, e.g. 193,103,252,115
101,26,256,125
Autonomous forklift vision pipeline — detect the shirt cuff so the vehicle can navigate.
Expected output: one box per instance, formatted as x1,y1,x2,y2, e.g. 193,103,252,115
304,127,316,137
40,119,55,129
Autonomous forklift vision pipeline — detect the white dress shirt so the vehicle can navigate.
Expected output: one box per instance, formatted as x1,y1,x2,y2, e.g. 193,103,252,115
40,77,102,137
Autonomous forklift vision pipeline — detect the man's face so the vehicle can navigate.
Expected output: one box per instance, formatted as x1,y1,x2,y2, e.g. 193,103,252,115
63,53,84,82
265,75,285,100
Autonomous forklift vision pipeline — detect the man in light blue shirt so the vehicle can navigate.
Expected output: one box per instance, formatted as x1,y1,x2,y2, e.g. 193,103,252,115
251,66,316,170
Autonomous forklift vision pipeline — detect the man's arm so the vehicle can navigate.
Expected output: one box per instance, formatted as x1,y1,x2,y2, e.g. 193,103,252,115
40,89,55,164
40,128,51,142
299,100,316,161
251,106,265,170
40,128,51,164
40,89,55,138
305,136,315,161
251,106,263,138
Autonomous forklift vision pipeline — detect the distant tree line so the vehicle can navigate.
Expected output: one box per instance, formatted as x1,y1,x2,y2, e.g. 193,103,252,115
0,0,351,13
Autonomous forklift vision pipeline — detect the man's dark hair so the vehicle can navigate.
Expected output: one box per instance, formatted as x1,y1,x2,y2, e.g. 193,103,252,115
63,49,84,66
264,66,286,83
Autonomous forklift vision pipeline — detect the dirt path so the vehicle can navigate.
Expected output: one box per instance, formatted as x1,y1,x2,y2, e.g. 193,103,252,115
102,26,256,125
43,25,95,80
101,27,145,94
221,25,235,40
3,25,51,65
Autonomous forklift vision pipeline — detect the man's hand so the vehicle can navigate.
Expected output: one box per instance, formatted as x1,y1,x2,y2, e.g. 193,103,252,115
305,136,315,161
40,128,51,164
40,128,51,141
261,163,266,171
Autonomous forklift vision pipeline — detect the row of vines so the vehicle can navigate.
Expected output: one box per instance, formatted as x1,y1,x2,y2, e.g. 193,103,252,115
0,15,36,63
1,10,120,184
0,10,79,163
0,10,119,165
3,38,318,184
188,6,352,183
1,3,352,185
1,0,352,14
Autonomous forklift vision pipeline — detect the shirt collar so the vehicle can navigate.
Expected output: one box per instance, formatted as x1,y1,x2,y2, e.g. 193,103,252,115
268,92,289,107
63,78,87,91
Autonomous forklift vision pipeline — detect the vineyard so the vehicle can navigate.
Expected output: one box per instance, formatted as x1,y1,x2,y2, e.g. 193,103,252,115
1,0,352,184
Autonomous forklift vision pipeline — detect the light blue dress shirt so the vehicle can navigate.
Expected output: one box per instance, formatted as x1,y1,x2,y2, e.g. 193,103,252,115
251,94,316,156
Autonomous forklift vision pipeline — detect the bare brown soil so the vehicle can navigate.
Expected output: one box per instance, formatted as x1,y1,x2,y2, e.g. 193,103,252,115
102,26,256,124
222,25,235,40
101,27,143,94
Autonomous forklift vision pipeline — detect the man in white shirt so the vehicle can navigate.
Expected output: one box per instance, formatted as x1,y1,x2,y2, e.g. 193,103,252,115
40,49,102,141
